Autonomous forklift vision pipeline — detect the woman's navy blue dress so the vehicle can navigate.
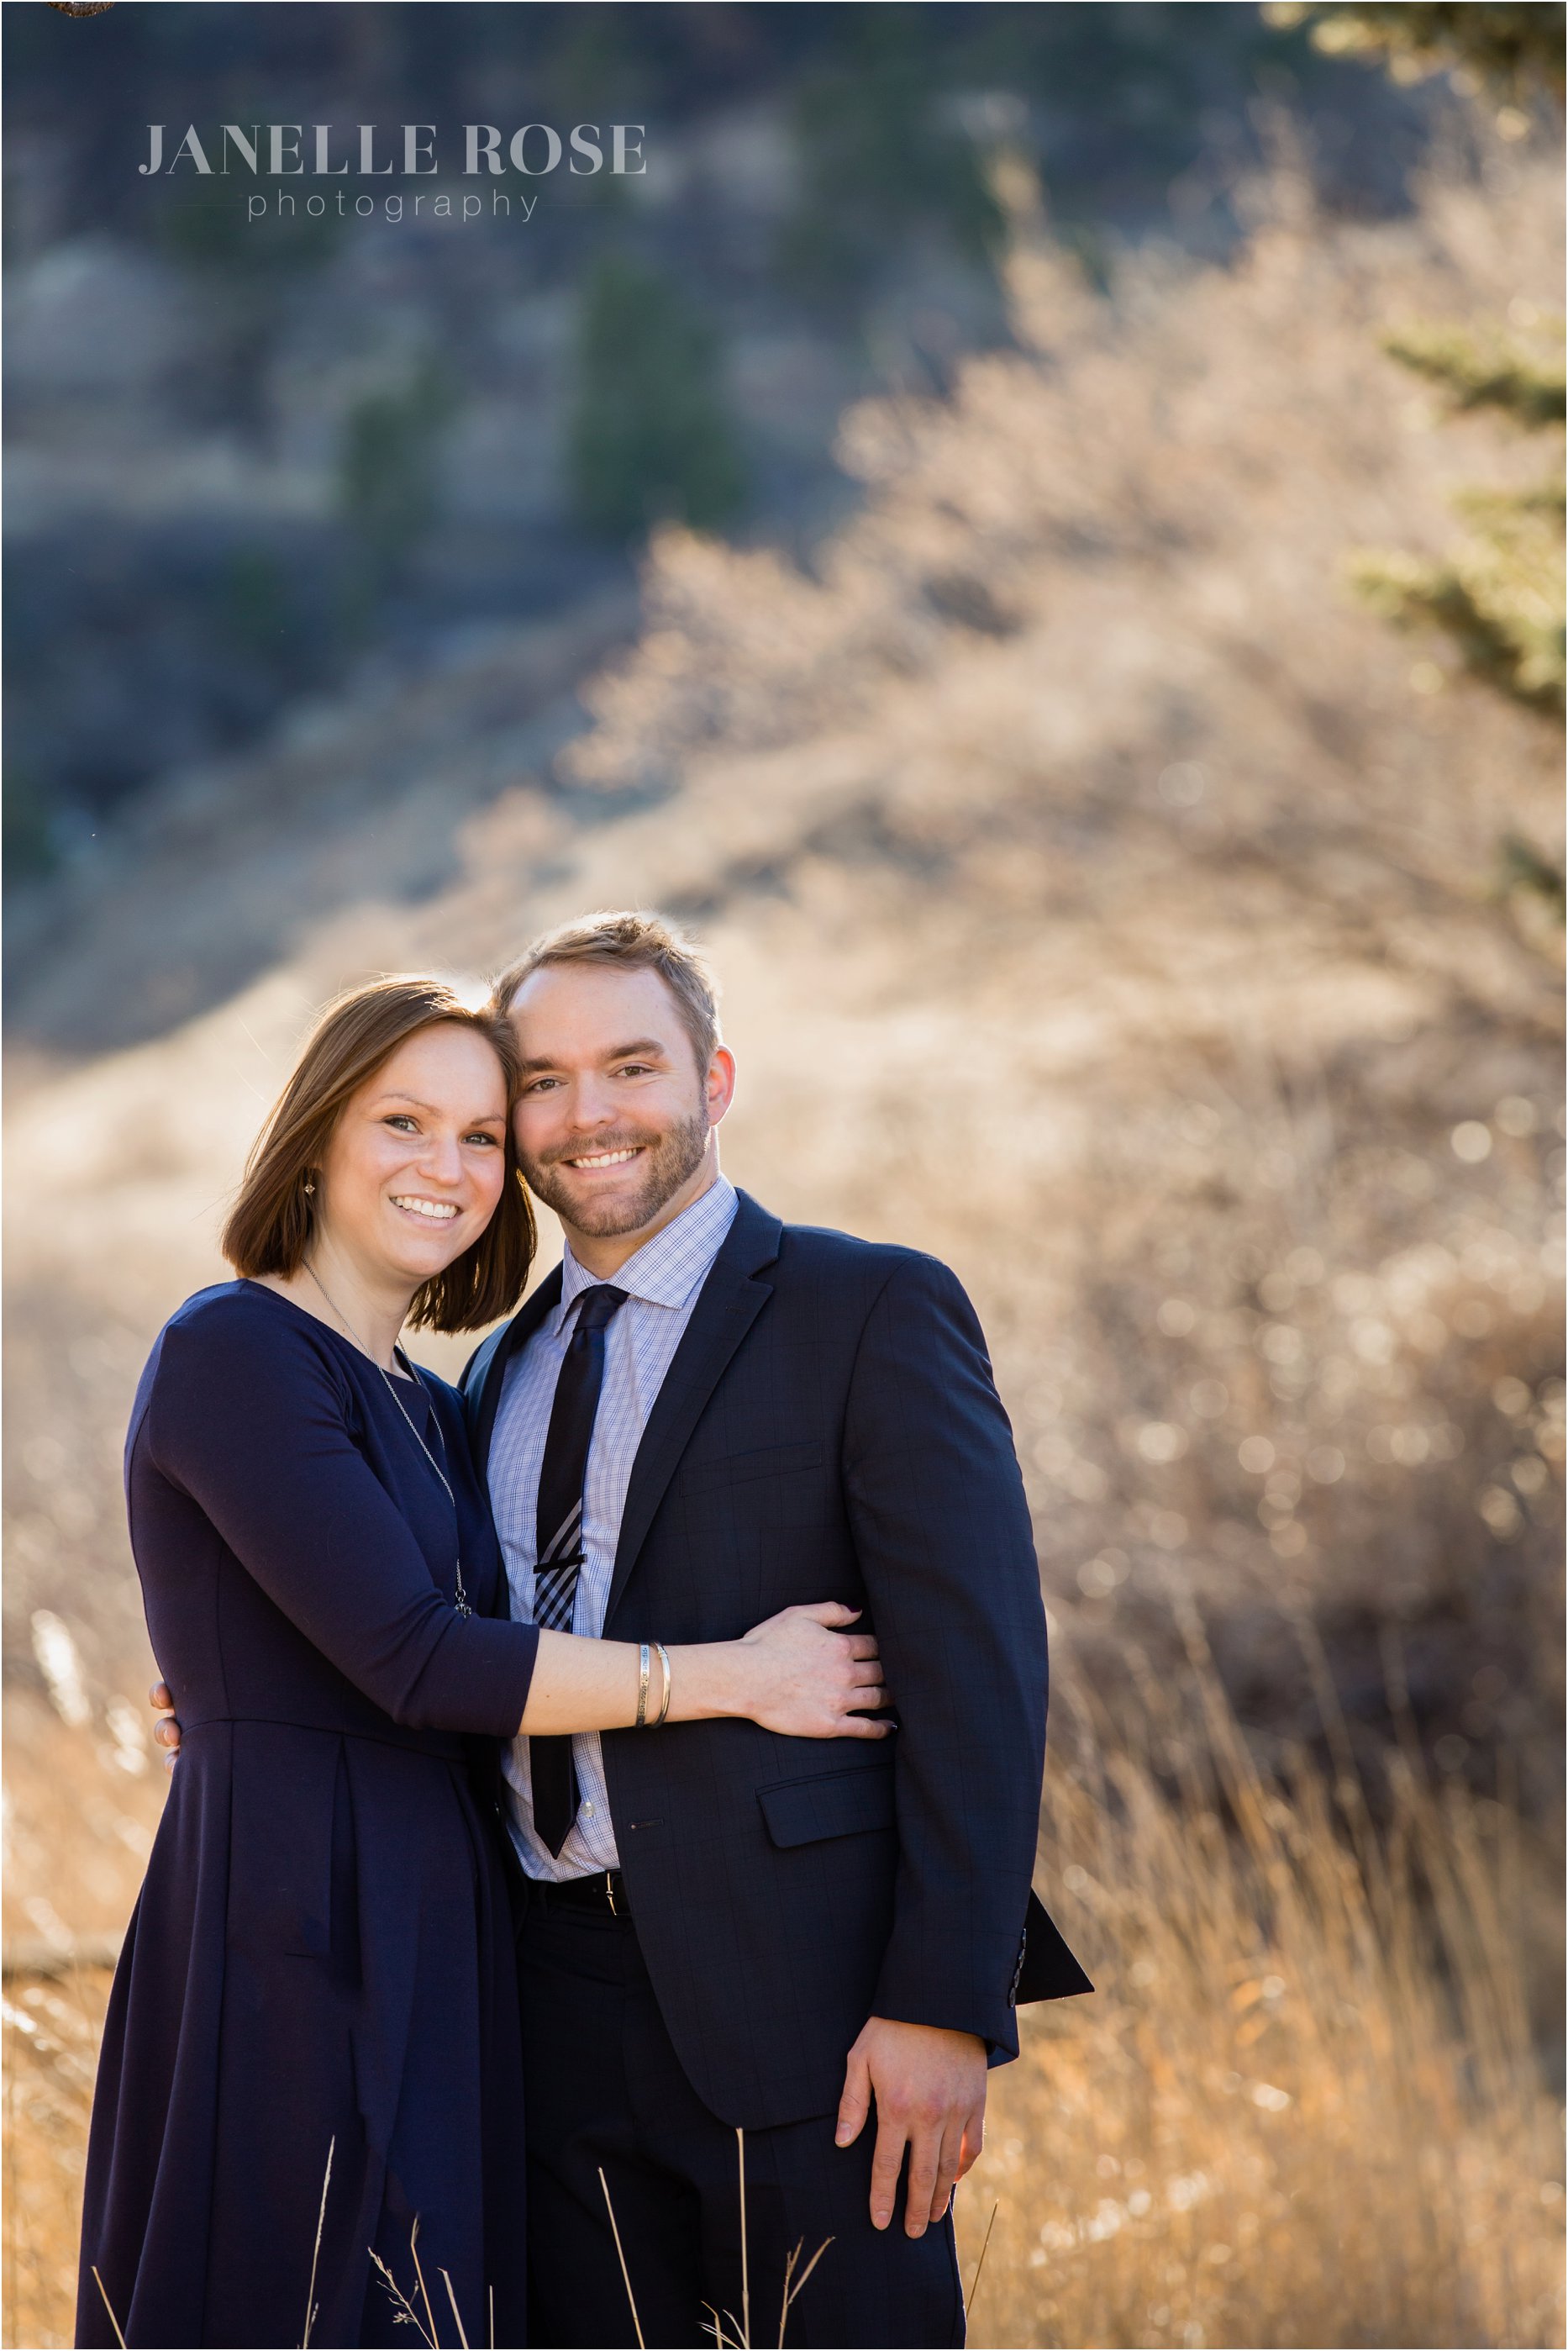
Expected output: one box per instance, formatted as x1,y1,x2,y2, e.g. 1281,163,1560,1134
76,1283,541,2350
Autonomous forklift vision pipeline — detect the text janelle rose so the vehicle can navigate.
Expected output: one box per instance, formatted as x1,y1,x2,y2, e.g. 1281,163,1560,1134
141,123,646,221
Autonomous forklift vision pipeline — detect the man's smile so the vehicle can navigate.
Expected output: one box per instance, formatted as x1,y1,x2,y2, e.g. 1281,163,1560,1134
563,1147,645,1170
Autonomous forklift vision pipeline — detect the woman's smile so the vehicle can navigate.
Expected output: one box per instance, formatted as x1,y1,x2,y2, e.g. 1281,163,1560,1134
388,1192,462,1223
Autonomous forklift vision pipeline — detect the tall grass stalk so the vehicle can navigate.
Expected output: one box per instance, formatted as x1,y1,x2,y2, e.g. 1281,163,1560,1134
370,2225,438,2348
299,2132,333,2348
598,2163,647,2349
776,2235,834,2348
738,2127,750,2350
439,2268,471,2350
88,2266,124,2348
965,2200,1001,2337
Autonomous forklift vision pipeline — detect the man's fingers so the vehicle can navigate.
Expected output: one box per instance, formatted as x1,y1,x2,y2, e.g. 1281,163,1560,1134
868,2110,908,2233
152,1719,179,1749
149,1682,172,1711
902,2119,942,2240
928,2120,966,2225
956,2103,986,2180
835,2050,871,2149
838,1716,893,1738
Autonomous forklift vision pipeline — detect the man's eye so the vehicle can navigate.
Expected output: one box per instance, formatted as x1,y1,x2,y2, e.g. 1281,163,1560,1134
523,1077,560,1094
618,1063,653,1078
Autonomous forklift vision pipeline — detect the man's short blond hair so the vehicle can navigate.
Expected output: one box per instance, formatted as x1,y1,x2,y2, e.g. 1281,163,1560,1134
492,910,723,1075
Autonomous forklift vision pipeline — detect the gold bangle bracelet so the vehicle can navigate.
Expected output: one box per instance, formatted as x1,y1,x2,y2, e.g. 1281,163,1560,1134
635,1641,651,1729
652,1641,672,1728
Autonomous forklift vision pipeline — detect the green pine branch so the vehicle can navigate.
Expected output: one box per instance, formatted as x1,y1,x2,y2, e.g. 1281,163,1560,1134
1350,541,1566,716
1497,830,1567,916
1355,319,1566,721
1382,322,1567,430
1265,4,1567,101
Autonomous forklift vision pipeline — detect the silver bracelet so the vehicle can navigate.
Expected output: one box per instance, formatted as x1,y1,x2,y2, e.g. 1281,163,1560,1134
652,1641,672,1728
635,1642,651,1729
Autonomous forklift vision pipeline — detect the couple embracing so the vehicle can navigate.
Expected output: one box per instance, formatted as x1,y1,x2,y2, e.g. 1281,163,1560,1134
76,911,1088,2350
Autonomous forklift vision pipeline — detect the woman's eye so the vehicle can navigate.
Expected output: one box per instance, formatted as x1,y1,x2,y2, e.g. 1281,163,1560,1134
384,1115,418,1133
464,1131,501,1148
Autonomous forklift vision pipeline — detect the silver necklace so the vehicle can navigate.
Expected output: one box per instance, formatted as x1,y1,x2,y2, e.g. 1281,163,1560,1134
303,1260,472,1617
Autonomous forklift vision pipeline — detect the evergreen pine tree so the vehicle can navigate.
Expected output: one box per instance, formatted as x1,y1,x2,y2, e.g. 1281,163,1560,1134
1271,1,1565,916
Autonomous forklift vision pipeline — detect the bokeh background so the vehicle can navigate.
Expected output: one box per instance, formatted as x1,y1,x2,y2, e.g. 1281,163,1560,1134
3,6,1563,2347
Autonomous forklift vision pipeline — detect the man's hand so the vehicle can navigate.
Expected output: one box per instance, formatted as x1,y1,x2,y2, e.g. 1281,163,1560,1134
149,1682,181,1769
835,2016,987,2236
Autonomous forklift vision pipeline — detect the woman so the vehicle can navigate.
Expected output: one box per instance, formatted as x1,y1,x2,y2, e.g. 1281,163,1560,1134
77,977,886,2351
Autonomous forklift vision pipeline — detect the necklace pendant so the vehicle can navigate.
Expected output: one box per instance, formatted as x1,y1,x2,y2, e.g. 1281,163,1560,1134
454,1591,473,1619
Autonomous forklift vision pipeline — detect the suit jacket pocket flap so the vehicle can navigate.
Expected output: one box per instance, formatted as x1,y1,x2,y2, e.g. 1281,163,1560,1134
757,1763,896,1850
681,1439,824,1494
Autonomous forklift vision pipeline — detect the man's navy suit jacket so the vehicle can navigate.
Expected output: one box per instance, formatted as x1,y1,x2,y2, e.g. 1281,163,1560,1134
460,1189,1090,2130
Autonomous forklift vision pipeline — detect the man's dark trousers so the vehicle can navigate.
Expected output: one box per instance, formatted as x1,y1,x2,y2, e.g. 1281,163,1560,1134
517,1886,965,2350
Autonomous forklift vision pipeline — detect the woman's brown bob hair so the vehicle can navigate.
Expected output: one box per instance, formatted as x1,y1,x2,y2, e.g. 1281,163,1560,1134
221,976,534,1332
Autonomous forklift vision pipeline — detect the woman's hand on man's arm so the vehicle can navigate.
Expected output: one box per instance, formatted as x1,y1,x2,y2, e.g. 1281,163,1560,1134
519,1603,887,1739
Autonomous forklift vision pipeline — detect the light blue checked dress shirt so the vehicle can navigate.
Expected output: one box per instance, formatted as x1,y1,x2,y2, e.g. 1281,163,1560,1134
491,1173,739,1880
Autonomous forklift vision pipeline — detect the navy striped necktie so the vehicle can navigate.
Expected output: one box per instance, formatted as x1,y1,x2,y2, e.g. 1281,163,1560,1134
531,1282,628,1854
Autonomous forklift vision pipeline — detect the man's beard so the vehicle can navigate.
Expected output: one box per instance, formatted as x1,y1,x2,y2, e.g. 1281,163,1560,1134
522,1107,712,1238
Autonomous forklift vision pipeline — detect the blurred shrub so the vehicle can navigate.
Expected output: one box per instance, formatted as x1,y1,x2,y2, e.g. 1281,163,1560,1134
217,546,308,670
337,357,456,610
3,771,59,880
1268,3,1567,99
157,171,341,280
777,9,1002,305
567,255,745,540
155,168,340,435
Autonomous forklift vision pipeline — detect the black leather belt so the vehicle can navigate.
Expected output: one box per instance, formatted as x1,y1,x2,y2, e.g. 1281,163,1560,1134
529,1869,629,1918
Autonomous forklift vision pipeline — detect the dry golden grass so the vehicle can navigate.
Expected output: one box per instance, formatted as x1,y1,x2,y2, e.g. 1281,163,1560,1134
955,1613,1565,2350
3,1967,108,2351
3,1631,1560,2350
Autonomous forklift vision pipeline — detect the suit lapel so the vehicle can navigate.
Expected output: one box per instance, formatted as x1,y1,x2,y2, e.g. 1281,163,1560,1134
470,1264,563,1476
607,1192,782,1619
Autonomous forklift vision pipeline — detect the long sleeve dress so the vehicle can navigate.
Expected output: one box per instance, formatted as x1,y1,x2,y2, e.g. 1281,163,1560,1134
76,1282,542,2351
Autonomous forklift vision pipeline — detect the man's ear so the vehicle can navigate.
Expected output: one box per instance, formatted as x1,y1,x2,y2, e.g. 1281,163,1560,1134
706,1046,738,1125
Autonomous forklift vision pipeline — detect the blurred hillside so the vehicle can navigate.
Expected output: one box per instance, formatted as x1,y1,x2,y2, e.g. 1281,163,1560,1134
3,1,1443,925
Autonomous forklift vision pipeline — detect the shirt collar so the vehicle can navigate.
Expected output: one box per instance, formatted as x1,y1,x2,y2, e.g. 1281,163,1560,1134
554,1173,739,1327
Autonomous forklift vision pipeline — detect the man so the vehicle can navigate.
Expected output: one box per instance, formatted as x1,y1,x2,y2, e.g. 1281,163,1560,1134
463,909,1089,2349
